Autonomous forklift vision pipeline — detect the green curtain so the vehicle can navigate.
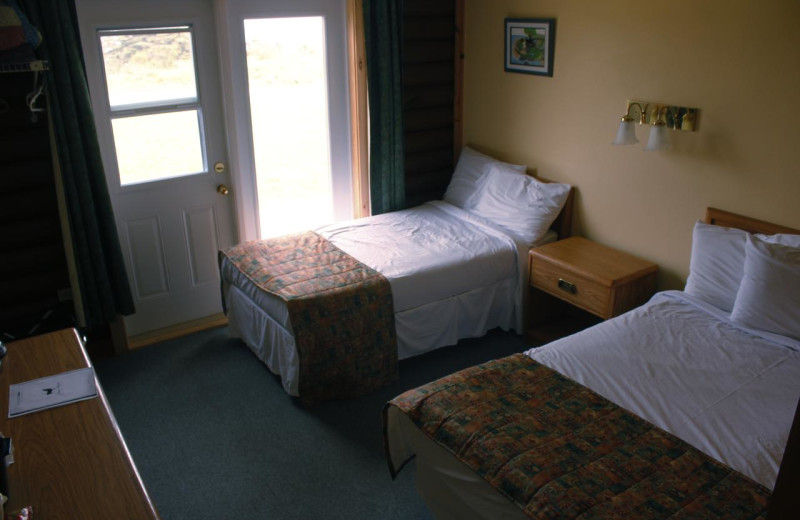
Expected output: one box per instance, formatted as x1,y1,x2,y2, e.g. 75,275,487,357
363,0,406,214
22,0,135,329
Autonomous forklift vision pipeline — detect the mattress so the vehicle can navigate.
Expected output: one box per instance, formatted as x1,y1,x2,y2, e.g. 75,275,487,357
387,291,800,518
221,200,557,396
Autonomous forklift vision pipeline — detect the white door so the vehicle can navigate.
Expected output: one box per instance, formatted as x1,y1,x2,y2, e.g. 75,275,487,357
215,0,352,241
76,0,237,336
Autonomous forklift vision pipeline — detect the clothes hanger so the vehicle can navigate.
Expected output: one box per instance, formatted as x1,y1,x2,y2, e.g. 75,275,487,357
25,69,46,122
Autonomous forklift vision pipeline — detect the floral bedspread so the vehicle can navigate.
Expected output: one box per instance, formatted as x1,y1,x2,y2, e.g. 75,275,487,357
387,353,771,519
221,231,397,406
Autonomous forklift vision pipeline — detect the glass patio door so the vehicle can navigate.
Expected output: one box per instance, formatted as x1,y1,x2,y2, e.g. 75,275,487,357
244,17,333,237
217,0,352,241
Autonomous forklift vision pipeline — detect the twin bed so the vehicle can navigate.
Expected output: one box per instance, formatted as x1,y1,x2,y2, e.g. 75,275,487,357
220,147,573,404
385,207,800,518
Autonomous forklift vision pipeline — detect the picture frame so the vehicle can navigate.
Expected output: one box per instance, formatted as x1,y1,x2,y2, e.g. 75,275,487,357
504,18,555,77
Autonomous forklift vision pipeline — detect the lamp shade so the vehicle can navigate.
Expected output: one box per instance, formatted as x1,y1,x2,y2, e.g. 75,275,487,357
644,123,671,151
612,119,638,145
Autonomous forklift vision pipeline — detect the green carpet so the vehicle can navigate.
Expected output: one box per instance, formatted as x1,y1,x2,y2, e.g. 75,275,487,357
94,327,528,519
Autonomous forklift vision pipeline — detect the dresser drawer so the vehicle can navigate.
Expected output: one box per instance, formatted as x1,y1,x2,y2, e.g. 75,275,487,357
530,256,612,318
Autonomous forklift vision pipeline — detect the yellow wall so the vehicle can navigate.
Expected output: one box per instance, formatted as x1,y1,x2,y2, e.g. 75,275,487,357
463,0,800,288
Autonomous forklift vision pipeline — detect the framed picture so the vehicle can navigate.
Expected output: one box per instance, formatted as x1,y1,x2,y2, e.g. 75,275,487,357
504,18,555,76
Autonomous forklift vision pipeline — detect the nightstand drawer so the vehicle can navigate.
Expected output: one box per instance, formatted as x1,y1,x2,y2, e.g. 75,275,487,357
530,257,611,317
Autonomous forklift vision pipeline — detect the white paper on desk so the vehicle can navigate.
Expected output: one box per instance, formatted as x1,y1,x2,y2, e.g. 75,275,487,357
8,367,98,418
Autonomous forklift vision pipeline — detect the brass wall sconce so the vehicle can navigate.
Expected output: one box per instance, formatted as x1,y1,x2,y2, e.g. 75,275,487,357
612,99,699,151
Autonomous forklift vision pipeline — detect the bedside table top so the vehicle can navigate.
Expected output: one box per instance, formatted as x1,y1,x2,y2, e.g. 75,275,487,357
530,236,658,287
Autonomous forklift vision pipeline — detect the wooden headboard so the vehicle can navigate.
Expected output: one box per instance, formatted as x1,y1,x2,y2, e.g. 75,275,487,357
551,187,574,239
705,207,799,235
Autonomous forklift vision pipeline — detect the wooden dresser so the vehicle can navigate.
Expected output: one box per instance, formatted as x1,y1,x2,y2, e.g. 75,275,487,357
0,328,160,519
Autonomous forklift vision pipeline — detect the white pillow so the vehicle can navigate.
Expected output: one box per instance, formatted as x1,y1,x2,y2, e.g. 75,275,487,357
443,147,527,209
730,236,800,340
684,222,750,312
684,221,800,312
466,163,571,244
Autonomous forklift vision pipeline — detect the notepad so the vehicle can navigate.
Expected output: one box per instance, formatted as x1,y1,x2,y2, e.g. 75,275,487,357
8,368,98,418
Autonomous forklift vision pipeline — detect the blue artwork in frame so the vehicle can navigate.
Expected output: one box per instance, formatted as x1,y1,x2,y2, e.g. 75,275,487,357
504,18,555,76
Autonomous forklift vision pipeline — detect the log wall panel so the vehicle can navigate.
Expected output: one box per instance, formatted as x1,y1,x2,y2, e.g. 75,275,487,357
402,0,457,205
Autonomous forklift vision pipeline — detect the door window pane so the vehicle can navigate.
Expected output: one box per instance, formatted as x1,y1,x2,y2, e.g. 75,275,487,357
100,28,198,107
244,17,333,238
111,110,204,185
99,27,206,186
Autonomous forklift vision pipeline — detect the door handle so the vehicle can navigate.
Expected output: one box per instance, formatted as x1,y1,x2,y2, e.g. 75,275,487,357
217,184,230,196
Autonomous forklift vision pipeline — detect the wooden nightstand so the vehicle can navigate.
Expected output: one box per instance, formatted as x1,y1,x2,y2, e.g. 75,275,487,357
526,236,658,343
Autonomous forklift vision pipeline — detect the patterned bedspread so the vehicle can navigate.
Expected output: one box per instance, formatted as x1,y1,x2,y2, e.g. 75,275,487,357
220,231,397,406
386,353,771,519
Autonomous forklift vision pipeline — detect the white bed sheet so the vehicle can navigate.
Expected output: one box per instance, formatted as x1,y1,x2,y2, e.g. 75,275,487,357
387,291,800,519
316,200,521,312
527,290,800,489
221,201,557,397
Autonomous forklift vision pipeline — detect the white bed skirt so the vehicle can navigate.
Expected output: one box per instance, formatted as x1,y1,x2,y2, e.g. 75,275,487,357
224,276,519,397
385,407,527,520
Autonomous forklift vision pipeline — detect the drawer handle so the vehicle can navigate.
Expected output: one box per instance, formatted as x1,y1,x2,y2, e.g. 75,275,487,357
557,278,577,294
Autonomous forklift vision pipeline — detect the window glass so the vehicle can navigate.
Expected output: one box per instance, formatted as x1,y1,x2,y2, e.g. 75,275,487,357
244,17,333,237
99,27,205,186
100,28,198,108
111,110,204,185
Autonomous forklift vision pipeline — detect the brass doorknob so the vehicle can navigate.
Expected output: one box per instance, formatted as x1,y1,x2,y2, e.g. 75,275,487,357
217,184,230,196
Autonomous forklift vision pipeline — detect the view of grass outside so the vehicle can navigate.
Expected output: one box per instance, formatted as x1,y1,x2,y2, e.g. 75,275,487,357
101,30,196,106
100,29,205,185
244,17,333,238
110,110,204,185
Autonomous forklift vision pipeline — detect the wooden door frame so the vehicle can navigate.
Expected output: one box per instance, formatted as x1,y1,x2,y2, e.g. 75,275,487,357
347,0,370,218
